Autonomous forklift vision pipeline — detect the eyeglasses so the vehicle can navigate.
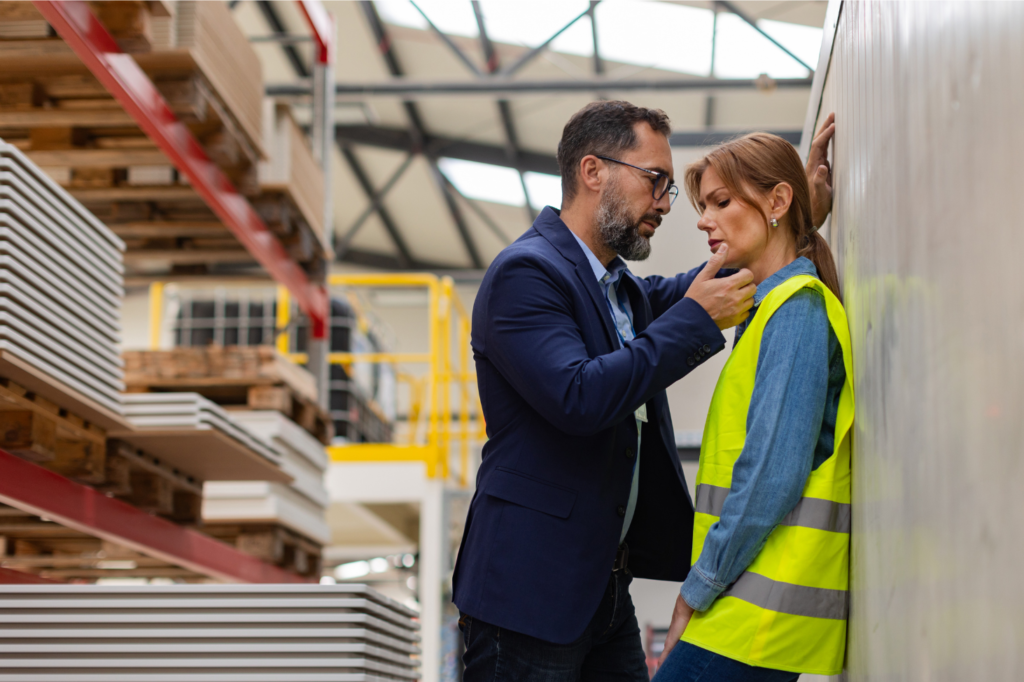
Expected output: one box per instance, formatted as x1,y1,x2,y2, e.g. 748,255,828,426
595,155,680,205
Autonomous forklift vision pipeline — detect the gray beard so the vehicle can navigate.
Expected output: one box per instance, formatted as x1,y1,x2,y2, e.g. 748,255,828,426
596,185,652,262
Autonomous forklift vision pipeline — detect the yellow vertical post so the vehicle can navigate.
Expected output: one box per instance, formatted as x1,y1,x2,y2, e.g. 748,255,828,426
148,282,164,351
459,316,470,487
276,286,291,356
439,277,453,481
426,280,441,478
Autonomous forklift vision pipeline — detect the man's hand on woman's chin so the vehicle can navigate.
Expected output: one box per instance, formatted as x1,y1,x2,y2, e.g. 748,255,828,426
657,594,696,668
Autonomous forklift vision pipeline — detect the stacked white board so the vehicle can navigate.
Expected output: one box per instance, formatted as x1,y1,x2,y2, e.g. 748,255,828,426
0,584,421,681
0,141,126,422
205,410,330,544
116,393,291,483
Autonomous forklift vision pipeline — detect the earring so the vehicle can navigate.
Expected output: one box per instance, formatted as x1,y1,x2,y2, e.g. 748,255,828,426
770,217,779,228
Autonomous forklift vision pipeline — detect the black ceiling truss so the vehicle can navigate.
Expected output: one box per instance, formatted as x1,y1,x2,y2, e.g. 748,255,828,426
255,1,310,79
590,1,604,76
334,124,559,175
358,1,483,270
338,143,416,268
336,153,416,261
472,0,536,224
717,0,814,73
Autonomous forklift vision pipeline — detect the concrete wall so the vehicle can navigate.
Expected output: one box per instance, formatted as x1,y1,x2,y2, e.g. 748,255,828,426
815,2,1024,679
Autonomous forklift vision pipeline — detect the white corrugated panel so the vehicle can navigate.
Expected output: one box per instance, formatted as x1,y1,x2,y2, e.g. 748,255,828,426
0,584,420,681
0,142,124,415
804,2,1024,679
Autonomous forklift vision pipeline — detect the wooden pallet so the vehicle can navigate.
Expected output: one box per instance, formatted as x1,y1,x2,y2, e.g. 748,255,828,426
124,346,333,444
199,522,322,578
102,439,204,523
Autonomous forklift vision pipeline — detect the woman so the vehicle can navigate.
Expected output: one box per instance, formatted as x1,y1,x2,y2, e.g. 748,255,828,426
654,132,854,681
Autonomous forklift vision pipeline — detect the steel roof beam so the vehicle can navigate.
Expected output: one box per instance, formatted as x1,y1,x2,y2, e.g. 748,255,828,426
498,3,596,77
590,1,604,75
717,0,814,73
256,1,309,78
334,124,561,176
441,172,512,247
358,0,483,270
473,1,535,223
669,130,802,146
336,152,415,260
268,75,814,98
338,143,414,268
411,1,483,77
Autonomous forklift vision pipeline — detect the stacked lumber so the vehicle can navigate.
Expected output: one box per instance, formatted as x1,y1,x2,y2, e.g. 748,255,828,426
0,142,125,424
258,99,331,261
0,1,333,279
0,584,422,680
124,345,334,444
205,410,330,547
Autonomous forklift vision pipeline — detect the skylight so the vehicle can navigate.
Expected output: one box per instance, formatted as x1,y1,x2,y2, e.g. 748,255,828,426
375,0,822,78
438,158,563,211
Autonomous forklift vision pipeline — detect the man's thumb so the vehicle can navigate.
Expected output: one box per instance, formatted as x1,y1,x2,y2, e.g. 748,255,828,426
696,243,728,281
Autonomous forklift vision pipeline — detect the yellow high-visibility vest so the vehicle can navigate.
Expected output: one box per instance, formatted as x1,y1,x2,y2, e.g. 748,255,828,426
681,274,855,676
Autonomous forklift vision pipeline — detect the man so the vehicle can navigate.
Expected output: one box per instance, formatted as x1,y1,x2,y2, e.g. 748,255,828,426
453,101,834,681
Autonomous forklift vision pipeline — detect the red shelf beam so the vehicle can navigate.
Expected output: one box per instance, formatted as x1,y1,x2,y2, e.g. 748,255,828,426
32,0,328,338
0,450,312,583
297,0,334,65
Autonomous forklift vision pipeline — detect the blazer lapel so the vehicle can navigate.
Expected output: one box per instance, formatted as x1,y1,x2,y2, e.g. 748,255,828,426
622,272,652,335
533,207,619,351
575,264,619,351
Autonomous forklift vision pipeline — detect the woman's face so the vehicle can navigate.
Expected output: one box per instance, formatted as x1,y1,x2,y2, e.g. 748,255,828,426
696,166,770,269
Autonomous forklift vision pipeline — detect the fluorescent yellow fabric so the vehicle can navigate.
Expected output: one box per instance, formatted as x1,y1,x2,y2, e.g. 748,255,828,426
681,274,855,676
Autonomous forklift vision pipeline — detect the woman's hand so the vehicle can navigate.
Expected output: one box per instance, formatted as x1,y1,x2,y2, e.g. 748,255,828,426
806,112,835,228
657,594,696,667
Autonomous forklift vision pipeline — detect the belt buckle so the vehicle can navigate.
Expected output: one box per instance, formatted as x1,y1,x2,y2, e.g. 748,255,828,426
612,543,629,572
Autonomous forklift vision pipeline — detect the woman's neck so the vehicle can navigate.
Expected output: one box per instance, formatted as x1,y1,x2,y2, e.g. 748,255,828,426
746,241,799,286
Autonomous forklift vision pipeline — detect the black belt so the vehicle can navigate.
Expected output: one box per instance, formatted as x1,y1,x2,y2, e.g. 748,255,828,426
612,543,629,573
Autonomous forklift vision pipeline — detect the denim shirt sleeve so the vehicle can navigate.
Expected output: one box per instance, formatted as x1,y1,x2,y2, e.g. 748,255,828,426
680,288,832,611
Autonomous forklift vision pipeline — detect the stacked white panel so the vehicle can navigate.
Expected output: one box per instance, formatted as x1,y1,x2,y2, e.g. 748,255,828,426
121,393,283,468
204,410,330,544
0,142,124,415
0,584,421,681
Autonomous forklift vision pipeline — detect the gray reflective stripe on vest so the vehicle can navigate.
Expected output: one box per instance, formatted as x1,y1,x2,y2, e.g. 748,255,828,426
694,484,851,534
724,571,849,620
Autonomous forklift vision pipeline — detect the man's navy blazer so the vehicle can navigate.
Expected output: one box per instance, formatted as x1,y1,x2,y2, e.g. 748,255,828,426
452,207,728,644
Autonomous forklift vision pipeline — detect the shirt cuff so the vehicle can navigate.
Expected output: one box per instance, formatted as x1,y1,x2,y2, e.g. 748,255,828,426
680,565,728,612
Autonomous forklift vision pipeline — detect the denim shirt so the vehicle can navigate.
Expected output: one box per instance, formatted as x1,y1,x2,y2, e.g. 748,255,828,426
680,257,846,611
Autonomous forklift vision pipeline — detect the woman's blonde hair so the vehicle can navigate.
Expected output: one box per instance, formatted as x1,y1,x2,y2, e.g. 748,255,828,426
683,133,841,301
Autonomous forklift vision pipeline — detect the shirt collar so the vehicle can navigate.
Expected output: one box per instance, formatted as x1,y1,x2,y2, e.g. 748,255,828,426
753,257,819,306
569,230,629,287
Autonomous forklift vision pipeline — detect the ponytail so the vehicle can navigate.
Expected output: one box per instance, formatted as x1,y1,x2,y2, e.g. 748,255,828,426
799,231,842,303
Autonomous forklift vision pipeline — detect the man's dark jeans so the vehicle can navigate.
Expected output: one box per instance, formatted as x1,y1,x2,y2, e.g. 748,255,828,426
459,570,648,682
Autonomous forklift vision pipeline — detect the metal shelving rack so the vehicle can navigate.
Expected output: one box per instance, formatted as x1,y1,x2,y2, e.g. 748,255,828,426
0,0,336,585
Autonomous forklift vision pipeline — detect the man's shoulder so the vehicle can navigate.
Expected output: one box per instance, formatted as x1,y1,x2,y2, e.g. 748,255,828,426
483,229,571,287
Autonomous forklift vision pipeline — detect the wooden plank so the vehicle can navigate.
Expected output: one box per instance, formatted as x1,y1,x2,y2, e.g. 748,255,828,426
69,186,198,202
122,249,253,265
23,147,169,167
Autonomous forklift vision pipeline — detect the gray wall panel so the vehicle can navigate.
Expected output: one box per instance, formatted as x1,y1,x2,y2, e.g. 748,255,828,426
813,2,1024,679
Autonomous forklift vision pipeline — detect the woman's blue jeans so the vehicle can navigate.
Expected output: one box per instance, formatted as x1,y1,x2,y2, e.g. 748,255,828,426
653,640,801,682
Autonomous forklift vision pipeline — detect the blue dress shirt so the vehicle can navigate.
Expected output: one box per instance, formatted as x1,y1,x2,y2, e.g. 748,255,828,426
680,257,846,610
570,231,643,542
